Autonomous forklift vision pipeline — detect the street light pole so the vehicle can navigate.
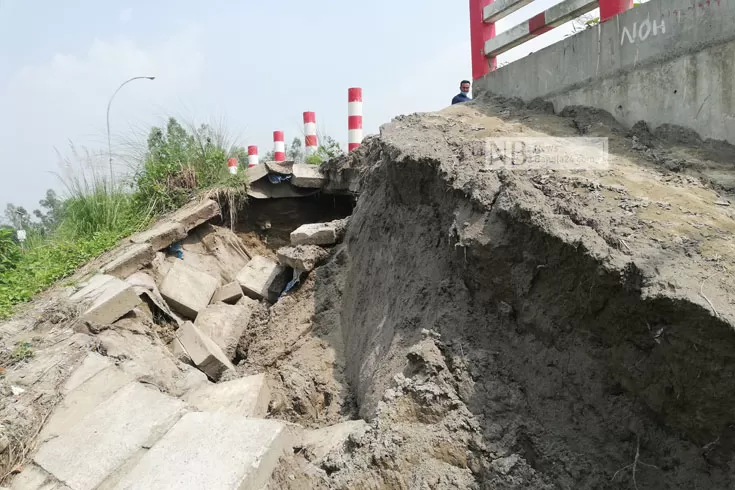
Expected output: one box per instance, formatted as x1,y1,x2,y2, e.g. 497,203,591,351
106,76,155,182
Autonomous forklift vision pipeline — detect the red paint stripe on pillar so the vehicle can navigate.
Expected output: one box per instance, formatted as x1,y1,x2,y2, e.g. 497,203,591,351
599,0,633,22
227,157,238,167
348,87,362,102
348,143,360,151
248,145,258,156
528,13,548,33
348,115,362,130
305,135,317,146
303,111,316,123
273,130,284,142
470,0,497,80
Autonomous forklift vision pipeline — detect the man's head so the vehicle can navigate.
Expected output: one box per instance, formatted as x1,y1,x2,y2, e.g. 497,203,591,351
460,80,471,94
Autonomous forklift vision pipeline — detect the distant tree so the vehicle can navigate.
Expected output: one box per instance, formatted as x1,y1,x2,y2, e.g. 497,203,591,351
4,204,32,230
288,137,304,163
305,134,345,165
33,189,64,233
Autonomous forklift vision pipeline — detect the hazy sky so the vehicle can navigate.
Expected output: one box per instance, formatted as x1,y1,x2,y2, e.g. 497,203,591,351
0,0,592,214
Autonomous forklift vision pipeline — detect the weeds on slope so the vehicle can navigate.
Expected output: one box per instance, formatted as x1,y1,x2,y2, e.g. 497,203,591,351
0,118,249,320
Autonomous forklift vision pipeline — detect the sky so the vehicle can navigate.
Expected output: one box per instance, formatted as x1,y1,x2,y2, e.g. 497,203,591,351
0,0,595,215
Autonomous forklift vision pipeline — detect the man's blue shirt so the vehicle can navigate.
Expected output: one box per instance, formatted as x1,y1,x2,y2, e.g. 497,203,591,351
452,92,471,104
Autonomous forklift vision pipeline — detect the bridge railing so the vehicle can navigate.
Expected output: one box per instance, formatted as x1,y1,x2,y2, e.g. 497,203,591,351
470,0,633,79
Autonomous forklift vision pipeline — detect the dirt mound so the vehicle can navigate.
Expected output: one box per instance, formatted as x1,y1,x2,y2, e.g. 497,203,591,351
262,95,735,489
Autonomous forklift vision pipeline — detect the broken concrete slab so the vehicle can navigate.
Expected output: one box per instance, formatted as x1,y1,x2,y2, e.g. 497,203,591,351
111,412,288,490
193,303,253,360
265,159,294,175
301,420,370,464
69,274,141,325
129,221,186,251
183,373,270,417
159,260,220,319
179,224,252,285
9,464,71,490
167,198,220,232
40,365,133,443
62,352,111,393
290,218,350,246
277,245,329,271
176,321,235,381
100,243,155,279
291,164,327,188
210,281,243,305
247,179,320,200
245,163,269,184
33,382,187,490
290,223,337,246
236,256,289,303
125,271,180,325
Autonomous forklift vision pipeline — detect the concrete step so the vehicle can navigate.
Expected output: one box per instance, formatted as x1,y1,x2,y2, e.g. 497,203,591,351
110,412,289,490
183,373,270,417
33,382,188,490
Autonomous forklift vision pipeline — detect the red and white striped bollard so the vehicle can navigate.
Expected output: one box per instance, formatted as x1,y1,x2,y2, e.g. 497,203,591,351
247,145,259,167
348,87,363,151
303,111,317,159
227,157,238,175
273,130,285,162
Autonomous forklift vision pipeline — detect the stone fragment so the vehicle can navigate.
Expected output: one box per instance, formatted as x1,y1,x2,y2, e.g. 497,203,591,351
277,245,329,271
210,281,243,304
176,321,235,380
183,373,270,417
130,221,186,251
291,164,327,188
290,222,337,246
193,303,253,360
111,412,288,490
33,383,187,490
62,352,111,393
70,274,141,325
236,256,289,303
168,198,220,232
100,243,155,279
159,261,219,319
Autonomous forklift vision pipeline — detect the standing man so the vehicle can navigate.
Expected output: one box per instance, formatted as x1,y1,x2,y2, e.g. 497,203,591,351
452,80,472,104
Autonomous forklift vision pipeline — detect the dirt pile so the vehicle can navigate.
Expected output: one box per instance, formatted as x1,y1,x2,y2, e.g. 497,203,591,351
263,95,735,489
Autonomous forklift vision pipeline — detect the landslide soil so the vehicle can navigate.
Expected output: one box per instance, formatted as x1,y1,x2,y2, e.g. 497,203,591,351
259,95,735,489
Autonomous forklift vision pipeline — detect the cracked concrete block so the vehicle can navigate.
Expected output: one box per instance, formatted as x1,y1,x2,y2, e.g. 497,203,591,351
110,412,288,490
291,164,327,188
290,222,337,246
9,463,70,490
193,303,253,360
62,352,111,393
236,256,289,303
70,274,141,325
130,221,186,251
176,321,235,381
210,281,243,305
159,261,219,319
33,383,187,490
183,373,270,417
100,243,155,279
40,365,134,443
277,245,329,271
168,199,220,232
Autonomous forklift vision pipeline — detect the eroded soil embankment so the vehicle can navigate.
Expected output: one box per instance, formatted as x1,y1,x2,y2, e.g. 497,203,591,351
270,99,735,488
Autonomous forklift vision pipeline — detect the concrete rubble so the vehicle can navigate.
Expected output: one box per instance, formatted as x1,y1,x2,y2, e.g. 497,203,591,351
100,243,155,279
277,245,329,272
167,198,220,232
129,221,186,251
210,281,243,304
290,222,338,246
193,303,253,360
291,164,327,188
300,420,370,464
159,260,220,319
183,373,271,417
110,412,289,490
237,255,289,303
176,321,235,380
69,274,141,325
33,382,188,490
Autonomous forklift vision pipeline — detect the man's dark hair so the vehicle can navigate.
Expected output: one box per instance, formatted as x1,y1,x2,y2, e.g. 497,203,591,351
460,80,471,85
